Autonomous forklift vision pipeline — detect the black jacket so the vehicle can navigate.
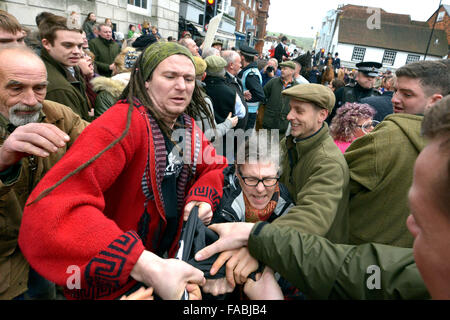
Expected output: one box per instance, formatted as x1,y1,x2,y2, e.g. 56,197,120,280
203,75,237,125
224,72,248,130
274,42,289,63
361,91,394,122
237,62,265,104
328,83,381,124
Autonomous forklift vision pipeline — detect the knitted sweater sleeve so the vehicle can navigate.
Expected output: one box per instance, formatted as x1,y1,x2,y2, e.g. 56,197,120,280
185,123,228,211
18,103,146,295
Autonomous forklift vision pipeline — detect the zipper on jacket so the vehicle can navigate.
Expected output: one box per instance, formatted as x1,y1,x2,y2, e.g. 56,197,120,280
28,155,37,192
221,208,239,222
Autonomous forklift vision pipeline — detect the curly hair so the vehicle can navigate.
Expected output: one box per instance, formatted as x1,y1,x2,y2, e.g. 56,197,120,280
330,102,376,142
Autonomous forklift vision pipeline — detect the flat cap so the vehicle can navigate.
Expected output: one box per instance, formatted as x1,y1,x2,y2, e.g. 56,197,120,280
212,39,223,47
239,44,258,56
204,55,227,73
282,83,336,113
356,61,382,77
279,61,296,70
193,56,207,77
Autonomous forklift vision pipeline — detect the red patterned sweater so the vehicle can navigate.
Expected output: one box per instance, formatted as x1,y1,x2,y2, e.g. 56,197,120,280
18,99,227,299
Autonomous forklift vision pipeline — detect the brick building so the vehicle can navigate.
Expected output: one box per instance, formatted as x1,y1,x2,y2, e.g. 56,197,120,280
427,4,450,51
230,0,270,53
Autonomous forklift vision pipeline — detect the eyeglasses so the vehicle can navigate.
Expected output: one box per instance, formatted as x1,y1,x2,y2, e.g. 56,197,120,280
357,120,380,134
237,167,279,187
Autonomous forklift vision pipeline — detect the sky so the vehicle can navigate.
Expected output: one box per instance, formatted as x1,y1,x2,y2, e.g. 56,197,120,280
266,0,443,38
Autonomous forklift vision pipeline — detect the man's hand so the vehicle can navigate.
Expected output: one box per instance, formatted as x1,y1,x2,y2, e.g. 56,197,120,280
243,90,252,101
184,201,212,225
226,112,238,128
120,286,154,300
210,247,258,287
0,123,70,171
195,222,255,262
201,277,235,296
243,267,283,300
130,250,206,300
186,283,202,300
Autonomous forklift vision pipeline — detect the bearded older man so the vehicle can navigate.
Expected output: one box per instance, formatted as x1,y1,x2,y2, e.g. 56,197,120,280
0,45,89,300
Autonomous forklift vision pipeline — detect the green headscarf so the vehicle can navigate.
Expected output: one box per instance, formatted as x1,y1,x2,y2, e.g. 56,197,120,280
141,41,195,80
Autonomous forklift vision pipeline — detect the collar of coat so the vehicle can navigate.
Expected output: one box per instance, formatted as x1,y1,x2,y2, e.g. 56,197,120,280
41,48,82,84
290,122,330,152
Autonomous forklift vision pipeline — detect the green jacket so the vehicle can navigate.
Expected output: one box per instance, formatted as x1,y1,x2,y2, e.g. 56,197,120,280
248,222,429,299
0,101,88,299
90,75,128,118
262,77,298,134
275,123,349,244
41,48,92,122
88,36,121,77
345,114,426,248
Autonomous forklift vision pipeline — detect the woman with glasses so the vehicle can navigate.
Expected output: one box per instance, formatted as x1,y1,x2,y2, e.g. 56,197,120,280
330,102,378,153
201,135,300,298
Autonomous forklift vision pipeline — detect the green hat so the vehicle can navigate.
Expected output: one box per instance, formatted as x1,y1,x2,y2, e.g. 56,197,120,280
279,61,296,70
141,41,195,80
193,56,207,77
204,55,227,73
282,83,336,113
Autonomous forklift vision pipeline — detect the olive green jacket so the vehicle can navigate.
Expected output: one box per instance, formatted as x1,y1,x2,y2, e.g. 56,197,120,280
262,77,298,134
344,114,426,247
41,48,92,122
0,101,88,299
91,74,128,118
275,123,350,244
248,222,429,299
88,36,121,77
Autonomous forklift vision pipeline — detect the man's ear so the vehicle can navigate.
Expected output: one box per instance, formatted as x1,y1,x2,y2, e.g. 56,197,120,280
41,38,51,51
318,108,329,123
144,80,150,90
426,93,443,110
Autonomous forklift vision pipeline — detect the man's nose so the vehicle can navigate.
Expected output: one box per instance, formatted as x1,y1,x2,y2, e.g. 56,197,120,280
22,89,39,106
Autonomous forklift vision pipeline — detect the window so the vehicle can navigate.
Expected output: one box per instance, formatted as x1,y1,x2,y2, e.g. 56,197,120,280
437,11,445,22
128,0,147,9
406,54,420,64
382,50,397,66
240,11,245,32
351,46,366,62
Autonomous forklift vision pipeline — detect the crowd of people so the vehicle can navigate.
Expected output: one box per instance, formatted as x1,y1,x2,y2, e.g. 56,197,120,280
0,8,449,302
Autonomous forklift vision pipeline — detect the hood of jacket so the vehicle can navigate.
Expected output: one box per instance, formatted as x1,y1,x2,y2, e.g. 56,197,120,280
382,113,425,153
90,74,129,98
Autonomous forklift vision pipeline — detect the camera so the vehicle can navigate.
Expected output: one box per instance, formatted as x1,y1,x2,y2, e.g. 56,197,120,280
266,66,274,73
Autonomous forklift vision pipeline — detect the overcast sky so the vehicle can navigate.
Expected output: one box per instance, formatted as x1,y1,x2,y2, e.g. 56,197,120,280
266,0,443,38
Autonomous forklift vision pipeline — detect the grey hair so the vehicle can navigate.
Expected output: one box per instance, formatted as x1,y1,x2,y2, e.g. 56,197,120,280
221,50,240,66
202,47,219,59
235,132,281,174
206,68,226,78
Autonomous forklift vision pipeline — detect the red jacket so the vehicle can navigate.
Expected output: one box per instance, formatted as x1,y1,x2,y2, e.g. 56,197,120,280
19,99,227,299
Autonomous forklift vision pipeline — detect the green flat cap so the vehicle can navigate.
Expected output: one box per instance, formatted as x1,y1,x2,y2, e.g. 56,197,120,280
205,55,227,73
282,83,336,113
279,61,296,70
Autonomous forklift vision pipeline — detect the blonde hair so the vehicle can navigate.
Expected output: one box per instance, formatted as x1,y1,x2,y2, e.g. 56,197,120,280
113,47,137,74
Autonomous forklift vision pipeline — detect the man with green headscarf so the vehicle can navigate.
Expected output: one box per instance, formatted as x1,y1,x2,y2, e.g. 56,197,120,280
19,42,228,300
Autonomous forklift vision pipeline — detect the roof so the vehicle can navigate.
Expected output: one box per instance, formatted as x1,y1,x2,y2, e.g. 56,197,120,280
337,17,448,57
444,4,450,15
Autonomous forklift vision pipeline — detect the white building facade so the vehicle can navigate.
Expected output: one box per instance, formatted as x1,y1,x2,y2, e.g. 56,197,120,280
1,0,181,39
